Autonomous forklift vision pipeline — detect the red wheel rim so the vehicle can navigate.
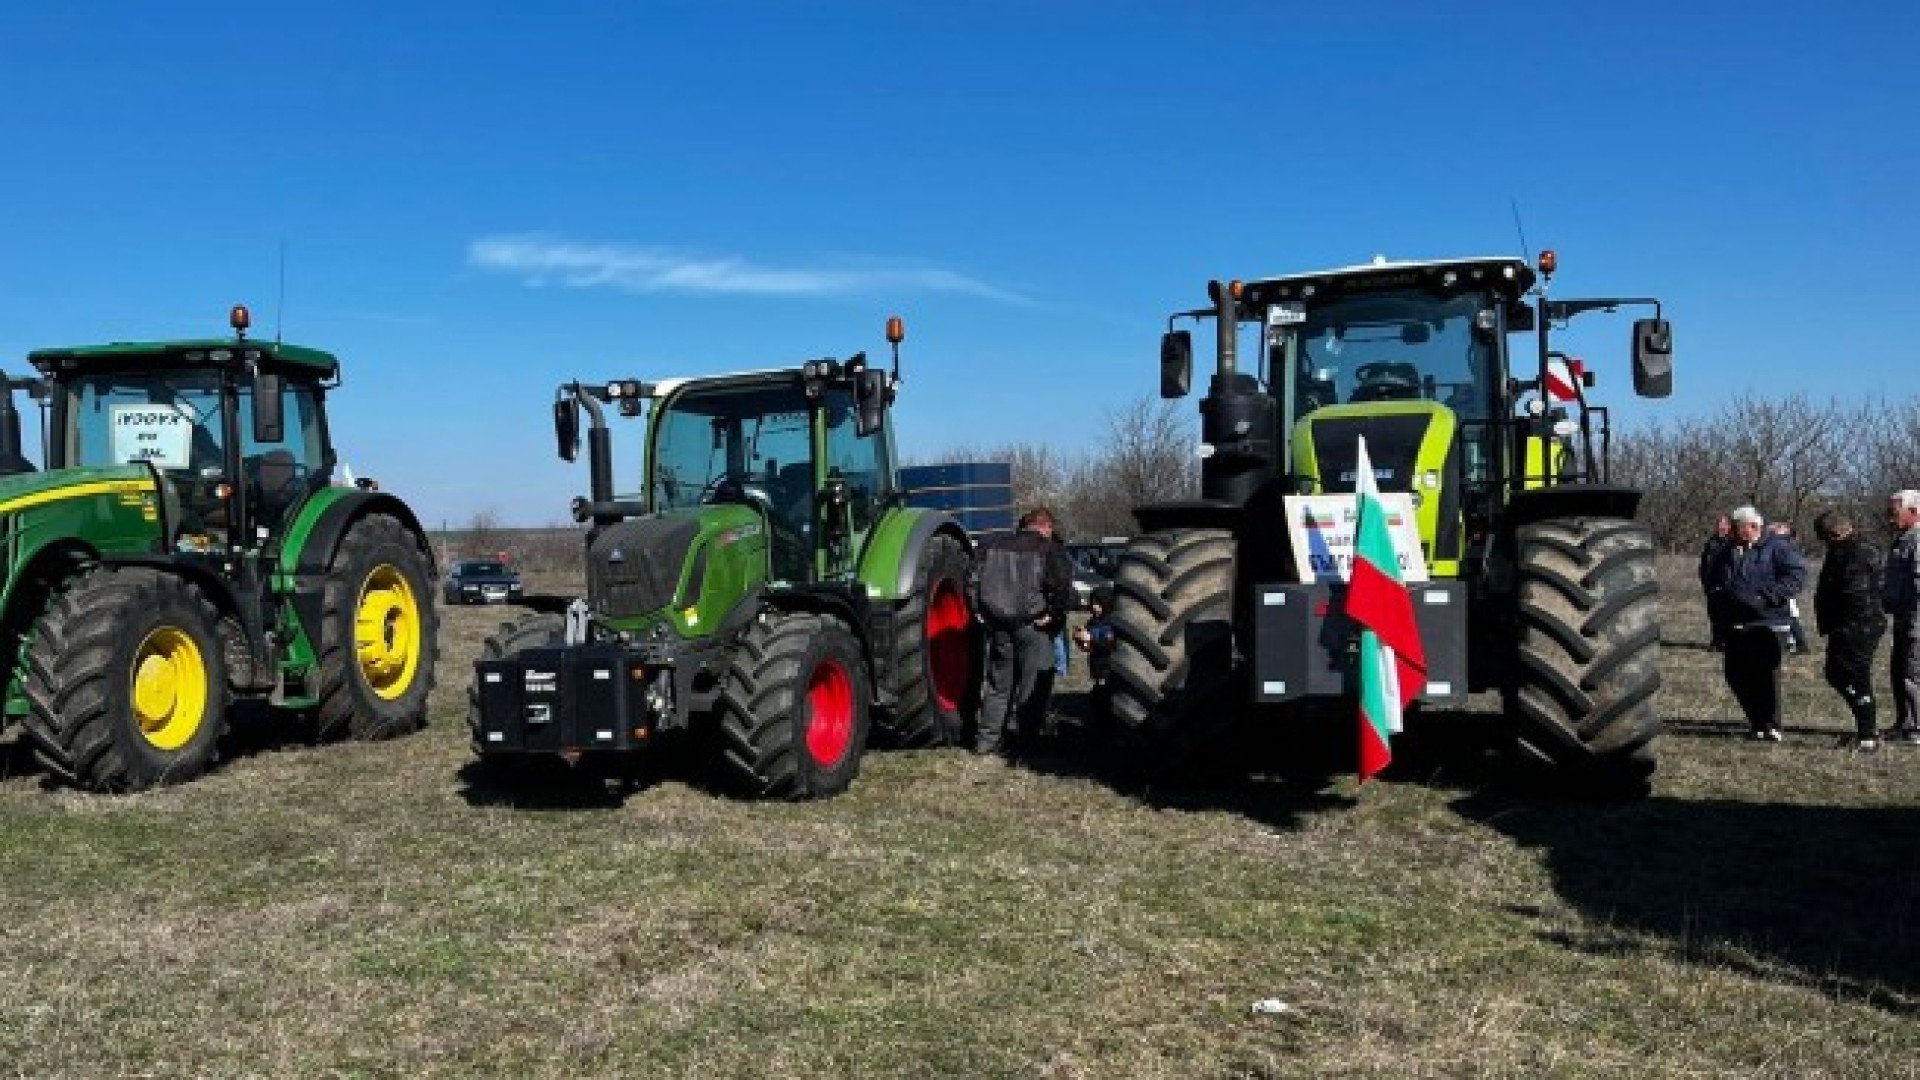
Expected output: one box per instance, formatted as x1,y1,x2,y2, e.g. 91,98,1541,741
805,657,855,767
926,577,972,713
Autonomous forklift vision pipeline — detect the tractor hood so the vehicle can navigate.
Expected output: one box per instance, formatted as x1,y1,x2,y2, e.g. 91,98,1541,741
0,464,156,517
1291,402,1461,573
586,504,768,631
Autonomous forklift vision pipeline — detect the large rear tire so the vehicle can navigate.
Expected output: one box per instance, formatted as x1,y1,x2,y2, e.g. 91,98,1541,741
314,513,439,741
1507,516,1662,793
717,612,872,799
878,531,975,748
22,567,230,792
1105,528,1236,758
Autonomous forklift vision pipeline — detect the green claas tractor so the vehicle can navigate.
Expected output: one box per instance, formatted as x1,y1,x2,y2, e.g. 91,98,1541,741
0,306,439,791
1113,252,1674,789
468,317,976,799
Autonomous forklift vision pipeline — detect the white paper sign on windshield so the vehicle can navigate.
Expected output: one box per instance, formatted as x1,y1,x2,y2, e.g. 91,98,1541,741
1285,493,1429,584
111,404,196,468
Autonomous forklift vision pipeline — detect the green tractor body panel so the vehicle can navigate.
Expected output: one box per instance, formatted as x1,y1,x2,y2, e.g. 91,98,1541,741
1290,401,1462,577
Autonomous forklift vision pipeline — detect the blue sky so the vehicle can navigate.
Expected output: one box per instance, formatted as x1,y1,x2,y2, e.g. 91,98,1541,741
1,2,1914,526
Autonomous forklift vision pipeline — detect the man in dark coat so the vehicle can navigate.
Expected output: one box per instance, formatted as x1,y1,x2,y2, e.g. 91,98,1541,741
1699,514,1733,649
1814,510,1887,749
1702,506,1808,740
972,507,1074,757
1883,489,1920,744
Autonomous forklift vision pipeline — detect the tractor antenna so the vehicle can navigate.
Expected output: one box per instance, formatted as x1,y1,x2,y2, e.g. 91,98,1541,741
1509,198,1533,264
275,238,287,345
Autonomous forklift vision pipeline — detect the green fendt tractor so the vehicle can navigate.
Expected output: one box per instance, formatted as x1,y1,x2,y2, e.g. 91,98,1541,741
1112,252,1674,789
469,318,975,799
0,306,439,791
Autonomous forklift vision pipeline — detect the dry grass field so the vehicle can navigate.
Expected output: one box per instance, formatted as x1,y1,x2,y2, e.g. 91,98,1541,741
2,559,1916,1078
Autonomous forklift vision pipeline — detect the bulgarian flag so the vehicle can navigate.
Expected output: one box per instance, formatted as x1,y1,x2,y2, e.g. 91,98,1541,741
1344,436,1427,781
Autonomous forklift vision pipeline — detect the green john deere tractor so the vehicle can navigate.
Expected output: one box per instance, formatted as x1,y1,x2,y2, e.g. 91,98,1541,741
0,306,438,791
1112,252,1674,789
468,317,976,799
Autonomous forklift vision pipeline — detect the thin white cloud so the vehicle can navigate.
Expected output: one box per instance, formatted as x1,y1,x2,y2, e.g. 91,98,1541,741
468,235,1028,304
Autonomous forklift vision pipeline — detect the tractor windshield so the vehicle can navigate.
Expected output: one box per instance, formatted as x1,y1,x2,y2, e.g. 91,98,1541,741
60,370,328,539
1289,291,1497,421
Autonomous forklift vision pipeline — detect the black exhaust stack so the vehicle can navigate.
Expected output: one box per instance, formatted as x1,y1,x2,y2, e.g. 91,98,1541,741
1197,281,1279,507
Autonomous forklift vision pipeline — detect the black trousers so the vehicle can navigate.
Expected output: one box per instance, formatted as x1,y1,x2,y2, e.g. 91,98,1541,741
1894,622,1920,735
1823,627,1882,739
1724,627,1785,734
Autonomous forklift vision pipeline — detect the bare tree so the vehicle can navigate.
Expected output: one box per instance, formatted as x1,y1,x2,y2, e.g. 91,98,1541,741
1059,396,1198,538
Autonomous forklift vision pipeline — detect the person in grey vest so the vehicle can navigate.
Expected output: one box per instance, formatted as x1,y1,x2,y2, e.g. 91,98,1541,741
972,507,1073,757
1702,505,1807,741
1882,489,1920,743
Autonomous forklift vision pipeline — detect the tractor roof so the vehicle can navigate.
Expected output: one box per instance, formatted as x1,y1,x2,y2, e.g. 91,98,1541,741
27,339,339,379
650,367,806,400
1237,256,1537,307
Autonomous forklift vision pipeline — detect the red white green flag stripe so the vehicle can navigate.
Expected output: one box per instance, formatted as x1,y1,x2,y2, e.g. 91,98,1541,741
1344,435,1427,781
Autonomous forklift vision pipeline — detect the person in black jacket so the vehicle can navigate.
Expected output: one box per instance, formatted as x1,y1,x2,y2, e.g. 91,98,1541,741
1814,510,1887,749
972,507,1074,757
1702,505,1808,741
1699,514,1733,649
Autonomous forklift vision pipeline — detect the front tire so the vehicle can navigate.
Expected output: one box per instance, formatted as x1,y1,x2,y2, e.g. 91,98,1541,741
1105,528,1236,757
314,513,439,741
1507,516,1662,793
22,567,230,792
717,612,872,799
879,530,975,748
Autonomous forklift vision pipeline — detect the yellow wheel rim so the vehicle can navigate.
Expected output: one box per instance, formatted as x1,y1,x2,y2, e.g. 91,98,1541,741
356,564,422,701
131,627,208,751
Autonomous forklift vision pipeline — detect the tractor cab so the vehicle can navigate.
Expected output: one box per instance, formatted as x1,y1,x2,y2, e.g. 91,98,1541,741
28,305,339,556
1159,254,1674,573
644,364,897,584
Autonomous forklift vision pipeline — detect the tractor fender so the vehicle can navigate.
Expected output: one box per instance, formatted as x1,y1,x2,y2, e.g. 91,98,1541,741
276,489,435,664
1131,499,1244,535
859,507,971,602
1504,485,1643,532
280,488,435,578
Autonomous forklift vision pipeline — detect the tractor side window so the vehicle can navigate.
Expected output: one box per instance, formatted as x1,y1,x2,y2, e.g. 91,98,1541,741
235,383,327,529
822,388,894,536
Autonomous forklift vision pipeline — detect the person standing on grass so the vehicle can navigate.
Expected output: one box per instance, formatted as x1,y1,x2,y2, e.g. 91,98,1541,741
1702,505,1808,741
972,507,1073,758
1883,489,1920,744
1700,513,1733,649
1814,510,1887,750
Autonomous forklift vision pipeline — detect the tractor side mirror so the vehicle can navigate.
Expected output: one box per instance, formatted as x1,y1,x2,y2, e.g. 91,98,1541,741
554,398,580,462
854,368,889,438
1632,318,1673,398
251,370,284,443
1160,330,1192,399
